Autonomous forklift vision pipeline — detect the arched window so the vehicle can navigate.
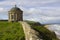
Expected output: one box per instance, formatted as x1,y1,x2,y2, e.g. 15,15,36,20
11,14,14,19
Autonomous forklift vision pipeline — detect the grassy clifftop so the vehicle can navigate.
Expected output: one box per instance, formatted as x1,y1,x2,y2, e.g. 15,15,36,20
0,21,59,40
25,21,59,40
0,21,25,40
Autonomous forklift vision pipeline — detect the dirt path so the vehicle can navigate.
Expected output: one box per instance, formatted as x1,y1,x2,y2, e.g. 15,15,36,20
20,21,41,40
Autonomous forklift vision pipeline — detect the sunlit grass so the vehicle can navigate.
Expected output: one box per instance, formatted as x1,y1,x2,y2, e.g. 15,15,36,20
0,21,25,40
0,21,59,40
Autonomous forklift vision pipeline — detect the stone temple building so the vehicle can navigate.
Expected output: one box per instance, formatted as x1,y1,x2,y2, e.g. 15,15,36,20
8,5,23,22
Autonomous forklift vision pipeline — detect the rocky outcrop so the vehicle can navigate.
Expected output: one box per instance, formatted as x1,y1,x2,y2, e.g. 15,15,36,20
20,21,42,40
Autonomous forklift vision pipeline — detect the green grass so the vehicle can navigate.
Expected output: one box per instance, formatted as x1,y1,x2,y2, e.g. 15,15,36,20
0,21,59,40
26,21,59,40
0,21,25,40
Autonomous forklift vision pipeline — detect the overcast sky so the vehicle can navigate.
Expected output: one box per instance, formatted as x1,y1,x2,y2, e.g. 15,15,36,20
0,0,60,24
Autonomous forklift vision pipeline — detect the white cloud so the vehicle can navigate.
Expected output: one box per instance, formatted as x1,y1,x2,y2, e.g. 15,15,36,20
0,0,60,7
0,8,3,10
0,0,60,24
0,1,16,6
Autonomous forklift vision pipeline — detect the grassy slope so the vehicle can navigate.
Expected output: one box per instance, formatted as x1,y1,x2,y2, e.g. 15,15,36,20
26,21,59,40
0,21,59,40
0,21,25,40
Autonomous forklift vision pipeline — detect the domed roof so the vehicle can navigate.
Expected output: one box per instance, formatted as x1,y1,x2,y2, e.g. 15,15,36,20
10,5,22,12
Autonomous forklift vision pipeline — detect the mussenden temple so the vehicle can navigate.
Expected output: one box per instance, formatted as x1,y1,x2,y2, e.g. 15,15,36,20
8,5,23,22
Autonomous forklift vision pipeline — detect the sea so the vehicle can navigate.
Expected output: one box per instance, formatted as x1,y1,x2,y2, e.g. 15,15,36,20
45,24,60,39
